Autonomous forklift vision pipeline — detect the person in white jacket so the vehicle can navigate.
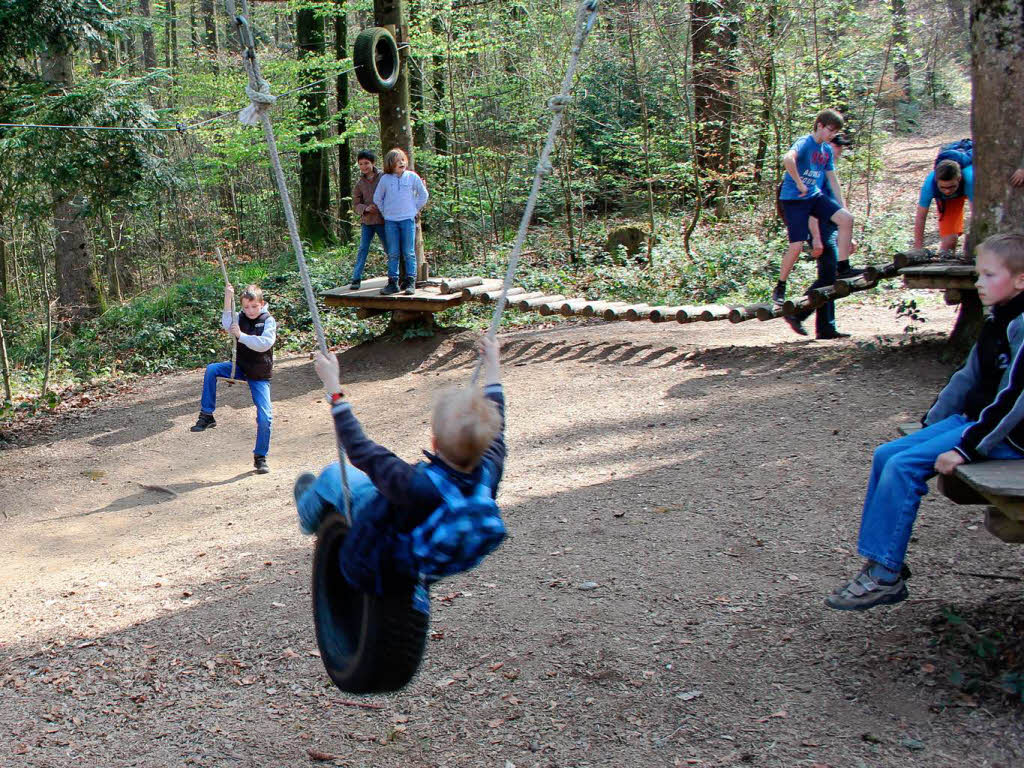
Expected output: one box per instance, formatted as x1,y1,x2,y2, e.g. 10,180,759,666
373,148,429,295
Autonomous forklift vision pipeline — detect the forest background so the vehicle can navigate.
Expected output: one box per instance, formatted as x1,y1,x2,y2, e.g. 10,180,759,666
0,0,970,421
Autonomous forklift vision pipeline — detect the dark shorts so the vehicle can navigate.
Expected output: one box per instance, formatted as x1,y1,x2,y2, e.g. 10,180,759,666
781,195,842,244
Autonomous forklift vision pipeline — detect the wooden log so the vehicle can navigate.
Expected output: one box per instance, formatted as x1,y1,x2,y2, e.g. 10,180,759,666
506,291,545,306
603,303,647,321
688,305,731,322
517,294,565,310
728,305,759,323
649,306,689,323
557,299,591,316
440,276,482,294
581,301,630,317
479,286,526,302
624,304,655,321
893,248,935,269
754,304,782,321
461,280,504,299
832,279,853,298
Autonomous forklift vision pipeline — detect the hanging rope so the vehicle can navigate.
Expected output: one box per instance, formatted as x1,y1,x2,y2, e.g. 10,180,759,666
225,0,352,524
471,0,601,385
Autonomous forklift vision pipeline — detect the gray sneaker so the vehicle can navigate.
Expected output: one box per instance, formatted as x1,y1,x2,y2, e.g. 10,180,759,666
825,567,908,611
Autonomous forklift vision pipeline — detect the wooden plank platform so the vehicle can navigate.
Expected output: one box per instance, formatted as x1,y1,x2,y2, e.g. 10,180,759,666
322,277,465,313
899,263,977,290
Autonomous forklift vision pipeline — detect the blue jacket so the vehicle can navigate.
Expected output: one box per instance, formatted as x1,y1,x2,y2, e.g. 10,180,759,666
924,291,1024,462
330,384,506,593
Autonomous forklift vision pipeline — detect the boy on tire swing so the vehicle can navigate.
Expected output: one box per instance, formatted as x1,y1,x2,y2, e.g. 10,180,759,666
775,109,860,308
293,336,507,596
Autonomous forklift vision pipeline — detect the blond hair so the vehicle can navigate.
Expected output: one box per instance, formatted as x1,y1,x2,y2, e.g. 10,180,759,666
240,284,264,304
382,147,410,175
432,386,501,470
978,232,1024,275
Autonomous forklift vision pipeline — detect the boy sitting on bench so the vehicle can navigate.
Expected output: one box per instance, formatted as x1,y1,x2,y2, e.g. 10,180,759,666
827,233,1024,611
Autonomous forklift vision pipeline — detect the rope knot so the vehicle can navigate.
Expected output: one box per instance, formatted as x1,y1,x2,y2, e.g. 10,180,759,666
239,82,277,126
547,95,570,113
537,159,553,177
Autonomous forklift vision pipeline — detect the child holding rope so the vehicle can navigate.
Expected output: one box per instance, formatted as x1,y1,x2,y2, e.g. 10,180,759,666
373,148,429,296
190,283,277,474
826,233,1024,611
294,336,506,593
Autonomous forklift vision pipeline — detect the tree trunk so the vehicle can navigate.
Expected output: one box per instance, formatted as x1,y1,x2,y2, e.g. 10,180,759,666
169,0,179,72
201,0,218,72
891,0,911,100
140,0,157,69
335,0,352,244
408,0,426,150
431,16,447,155
0,213,7,298
0,318,12,404
296,8,334,247
41,47,101,320
691,0,739,216
970,0,1024,250
752,1,778,185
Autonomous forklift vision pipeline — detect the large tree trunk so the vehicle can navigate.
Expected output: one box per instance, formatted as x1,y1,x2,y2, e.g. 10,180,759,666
41,47,100,320
335,0,352,244
408,0,427,150
891,0,911,100
201,0,218,72
296,8,334,246
970,0,1024,249
691,0,739,217
140,0,157,70
431,16,447,155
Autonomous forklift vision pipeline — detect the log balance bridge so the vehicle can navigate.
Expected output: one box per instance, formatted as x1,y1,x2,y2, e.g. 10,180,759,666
322,249,946,329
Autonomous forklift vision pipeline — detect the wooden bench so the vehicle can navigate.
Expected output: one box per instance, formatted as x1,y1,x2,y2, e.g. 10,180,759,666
899,423,1024,543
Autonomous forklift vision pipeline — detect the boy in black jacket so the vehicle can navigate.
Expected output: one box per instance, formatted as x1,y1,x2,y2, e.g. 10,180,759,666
190,283,277,474
827,233,1024,611
294,337,506,594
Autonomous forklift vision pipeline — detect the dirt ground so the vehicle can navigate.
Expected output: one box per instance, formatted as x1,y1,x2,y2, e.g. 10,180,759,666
3,107,1023,768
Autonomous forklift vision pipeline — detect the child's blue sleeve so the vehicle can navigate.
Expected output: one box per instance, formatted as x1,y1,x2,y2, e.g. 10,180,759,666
481,383,507,493
331,401,417,504
918,172,936,208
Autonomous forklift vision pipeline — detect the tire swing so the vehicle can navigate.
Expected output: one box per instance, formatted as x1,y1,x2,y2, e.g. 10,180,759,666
353,27,400,94
312,514,428,694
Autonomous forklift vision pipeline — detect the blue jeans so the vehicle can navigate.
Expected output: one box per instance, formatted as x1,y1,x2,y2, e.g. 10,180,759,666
296,463,386,535
857,414,1024,570
384,218,416,282
351,224,387,282
795,226,838,336
200,361,273,456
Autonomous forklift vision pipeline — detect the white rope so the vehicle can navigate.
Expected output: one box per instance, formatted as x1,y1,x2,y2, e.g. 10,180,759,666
471,0,601,385
226,0,352,524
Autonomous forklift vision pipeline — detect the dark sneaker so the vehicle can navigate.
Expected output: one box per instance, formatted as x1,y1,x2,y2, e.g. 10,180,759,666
401,278,415,296
349,280,361,291
837,265,866,279
380,280,399,296
254,455,270,474
293,471,316,507
817,329,851,340
784,316,808,336
772,283,786,307
190,413,216,432
825,567,908,611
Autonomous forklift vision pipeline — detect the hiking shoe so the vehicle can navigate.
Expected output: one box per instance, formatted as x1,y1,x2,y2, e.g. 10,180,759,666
254,455,270,474
784,316,808,336
349,280,361,291
772,283,786,307
380,280,400,296
837,264,866,279
816,329,851,340
825,566,908,611
190,413,216,432
293,471,316,507
401,278,415,295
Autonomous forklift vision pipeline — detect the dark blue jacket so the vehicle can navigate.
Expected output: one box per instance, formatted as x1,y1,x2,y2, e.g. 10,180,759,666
330,383,506,593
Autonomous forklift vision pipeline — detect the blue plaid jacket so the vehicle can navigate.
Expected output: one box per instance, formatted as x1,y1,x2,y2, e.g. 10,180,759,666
329,384,506,594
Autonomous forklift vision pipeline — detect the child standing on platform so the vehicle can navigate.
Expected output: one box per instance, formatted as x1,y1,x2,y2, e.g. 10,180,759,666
349,150,387,291
190,283,277,474
373,148,429,296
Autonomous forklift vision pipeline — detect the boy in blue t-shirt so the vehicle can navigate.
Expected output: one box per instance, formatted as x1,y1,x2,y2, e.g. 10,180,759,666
775,109,857,306
913,161,974,256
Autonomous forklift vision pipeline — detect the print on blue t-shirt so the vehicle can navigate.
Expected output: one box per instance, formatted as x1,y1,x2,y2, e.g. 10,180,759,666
779,135,835,201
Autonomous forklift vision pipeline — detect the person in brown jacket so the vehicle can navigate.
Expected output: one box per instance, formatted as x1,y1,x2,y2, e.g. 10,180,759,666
349,150,388,290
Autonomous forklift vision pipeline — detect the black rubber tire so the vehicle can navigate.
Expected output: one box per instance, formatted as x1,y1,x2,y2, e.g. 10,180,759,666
311,512,429,694
353,27,400,94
